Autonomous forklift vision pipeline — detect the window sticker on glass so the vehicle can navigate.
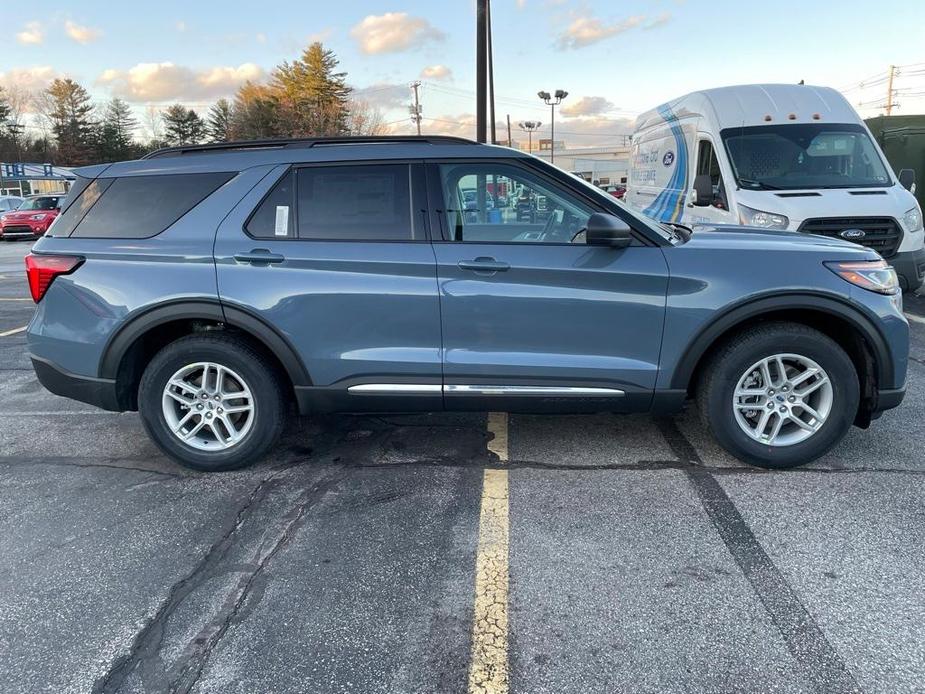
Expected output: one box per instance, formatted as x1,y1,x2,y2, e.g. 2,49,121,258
275,206,290,236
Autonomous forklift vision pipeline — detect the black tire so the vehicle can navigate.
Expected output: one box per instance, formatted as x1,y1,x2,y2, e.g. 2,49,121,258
697,322,860,469
138,333,287,471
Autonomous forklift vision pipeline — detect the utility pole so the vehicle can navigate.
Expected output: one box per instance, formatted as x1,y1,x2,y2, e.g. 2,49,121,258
410,81,422,135
506,114,512,147
487,0,496,144
476,0,488,143
885,64,896,116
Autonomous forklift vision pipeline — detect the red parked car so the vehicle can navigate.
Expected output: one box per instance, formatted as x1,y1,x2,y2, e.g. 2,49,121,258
0,194,63,241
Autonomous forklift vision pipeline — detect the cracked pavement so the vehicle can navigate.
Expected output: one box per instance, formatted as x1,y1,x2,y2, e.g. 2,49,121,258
1,241,924,693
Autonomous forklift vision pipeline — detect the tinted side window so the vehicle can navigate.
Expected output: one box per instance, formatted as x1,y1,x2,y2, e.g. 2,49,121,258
246,170,294,239
297,164,414,241
50,178,114,237
71,172,234,239
438,163,593,243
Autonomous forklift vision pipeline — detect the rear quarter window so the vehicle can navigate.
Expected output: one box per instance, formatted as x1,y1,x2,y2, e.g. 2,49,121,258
68,172,234,239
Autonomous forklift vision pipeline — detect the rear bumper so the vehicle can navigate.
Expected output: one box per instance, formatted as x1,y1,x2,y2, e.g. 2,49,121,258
891,247,925,292
30,355,122,411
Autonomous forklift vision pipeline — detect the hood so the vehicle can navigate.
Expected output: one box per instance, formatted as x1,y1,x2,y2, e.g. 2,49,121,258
2,210,55,221
686,223,879,258
732,185,918,227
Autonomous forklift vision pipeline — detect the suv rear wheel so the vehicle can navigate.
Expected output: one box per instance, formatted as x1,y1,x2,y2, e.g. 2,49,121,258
138,334,286,471
697,322,860,468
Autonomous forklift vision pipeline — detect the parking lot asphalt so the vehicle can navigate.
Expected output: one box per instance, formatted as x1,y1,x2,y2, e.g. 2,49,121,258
1,240,924,694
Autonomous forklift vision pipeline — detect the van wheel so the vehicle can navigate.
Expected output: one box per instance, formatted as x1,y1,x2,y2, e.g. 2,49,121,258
697,322,859,469
138,334,286,471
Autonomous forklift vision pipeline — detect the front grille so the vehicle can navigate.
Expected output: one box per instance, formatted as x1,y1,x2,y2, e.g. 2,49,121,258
798,217,902,258
1,225,33,235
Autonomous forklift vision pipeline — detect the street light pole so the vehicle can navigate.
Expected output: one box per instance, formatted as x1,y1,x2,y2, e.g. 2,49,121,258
537,90,568,164
518,120,541,152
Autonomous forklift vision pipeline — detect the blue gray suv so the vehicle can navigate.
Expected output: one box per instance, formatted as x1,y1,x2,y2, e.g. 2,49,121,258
24,136,909,471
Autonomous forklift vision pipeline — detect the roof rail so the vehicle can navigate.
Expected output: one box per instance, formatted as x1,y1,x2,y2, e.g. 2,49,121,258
142,135,477,159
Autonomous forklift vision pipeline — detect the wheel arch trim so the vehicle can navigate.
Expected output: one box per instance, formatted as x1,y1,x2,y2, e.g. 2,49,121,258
98,298,312,386
668,292,894,391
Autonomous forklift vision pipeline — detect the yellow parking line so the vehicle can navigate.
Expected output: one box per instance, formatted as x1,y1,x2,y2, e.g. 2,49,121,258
468,412,510,694
905,312,925,326
0,325,26,337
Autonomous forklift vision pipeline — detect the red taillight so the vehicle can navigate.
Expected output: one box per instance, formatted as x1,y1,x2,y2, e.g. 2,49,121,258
24,254,83,303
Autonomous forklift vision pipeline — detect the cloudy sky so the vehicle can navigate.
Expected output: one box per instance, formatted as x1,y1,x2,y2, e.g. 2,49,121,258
3,0,924,146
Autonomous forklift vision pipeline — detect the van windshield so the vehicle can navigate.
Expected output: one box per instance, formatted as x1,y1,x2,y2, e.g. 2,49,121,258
721,123,891,190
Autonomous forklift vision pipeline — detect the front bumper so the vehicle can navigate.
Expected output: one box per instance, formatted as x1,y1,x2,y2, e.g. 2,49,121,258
0,223,45,240
890,246,925,292
31,355,123,411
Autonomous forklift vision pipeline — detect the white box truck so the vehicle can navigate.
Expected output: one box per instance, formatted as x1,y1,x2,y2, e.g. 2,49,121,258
625,83,925,291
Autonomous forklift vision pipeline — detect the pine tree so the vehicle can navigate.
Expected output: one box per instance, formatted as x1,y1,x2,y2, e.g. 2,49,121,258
270,42,351,137
45,78,98,166
207,99,233,143
229,83,281,140
162,104,206,146
100,98,138,161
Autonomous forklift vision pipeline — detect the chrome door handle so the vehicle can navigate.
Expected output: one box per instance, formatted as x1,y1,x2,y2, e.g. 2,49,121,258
234,249,285,265
457,257,510,273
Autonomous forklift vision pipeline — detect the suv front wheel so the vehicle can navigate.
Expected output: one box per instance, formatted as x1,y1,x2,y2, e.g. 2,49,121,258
138,334,286,471
698,322,860,468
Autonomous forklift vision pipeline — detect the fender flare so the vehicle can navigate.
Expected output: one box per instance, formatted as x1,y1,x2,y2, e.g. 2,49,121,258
99,299,311,386
669,292,894,391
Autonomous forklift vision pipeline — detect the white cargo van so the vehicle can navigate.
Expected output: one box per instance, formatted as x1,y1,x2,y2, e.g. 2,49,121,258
626,84,925,290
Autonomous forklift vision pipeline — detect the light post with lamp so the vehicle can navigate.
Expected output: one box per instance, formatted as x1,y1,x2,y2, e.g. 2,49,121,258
537,90,568,163
517,120,541,152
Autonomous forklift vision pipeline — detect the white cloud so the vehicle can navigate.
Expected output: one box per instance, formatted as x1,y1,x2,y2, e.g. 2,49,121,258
97,62,265,102
16,21,43,45
350,13,445,55
65,20,103,45
560,96,616,117
176,21,187,32
555,14,646,50
256,32,267,44
421,64,453,81
352,83,409,111
0,66,60,91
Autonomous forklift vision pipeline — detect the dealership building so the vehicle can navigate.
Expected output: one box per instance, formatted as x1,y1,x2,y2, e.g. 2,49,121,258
0,163,75,198
514,139,631,185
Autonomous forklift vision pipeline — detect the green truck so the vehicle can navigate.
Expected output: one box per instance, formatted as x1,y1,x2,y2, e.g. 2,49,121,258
867,114,924,209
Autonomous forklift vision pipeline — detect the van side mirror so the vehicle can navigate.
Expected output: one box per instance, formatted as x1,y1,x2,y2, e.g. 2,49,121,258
898,168,916,191
585,213,633,248
692,174,713,207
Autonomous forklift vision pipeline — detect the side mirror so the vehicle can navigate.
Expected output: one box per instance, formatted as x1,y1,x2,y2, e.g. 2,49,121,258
691,174,713,207
585,212,633,248
898,168,916,191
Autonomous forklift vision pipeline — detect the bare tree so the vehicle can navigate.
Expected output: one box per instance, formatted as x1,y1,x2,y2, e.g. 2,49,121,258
347,99,387,136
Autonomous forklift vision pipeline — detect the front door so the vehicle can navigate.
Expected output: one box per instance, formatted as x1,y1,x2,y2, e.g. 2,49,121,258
215,161,442,411
428,160,669,412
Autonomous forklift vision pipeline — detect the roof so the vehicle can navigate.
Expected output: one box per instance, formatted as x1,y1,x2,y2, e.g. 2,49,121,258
636,84,858,132
93,136,527,178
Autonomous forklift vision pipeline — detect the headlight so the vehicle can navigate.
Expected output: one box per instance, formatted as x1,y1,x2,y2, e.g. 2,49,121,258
901,206,923,233
825,259,899,295
738,204,789,230
29,214,47,221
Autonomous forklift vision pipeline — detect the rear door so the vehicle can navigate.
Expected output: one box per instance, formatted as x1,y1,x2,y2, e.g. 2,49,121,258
427,159,669,412
215,161,443,411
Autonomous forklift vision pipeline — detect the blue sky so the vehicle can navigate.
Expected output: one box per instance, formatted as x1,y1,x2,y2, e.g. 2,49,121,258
3,1,924,145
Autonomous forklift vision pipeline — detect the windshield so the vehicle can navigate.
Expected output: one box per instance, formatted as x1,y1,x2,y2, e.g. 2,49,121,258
721,123,891,190
19,196,61,211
